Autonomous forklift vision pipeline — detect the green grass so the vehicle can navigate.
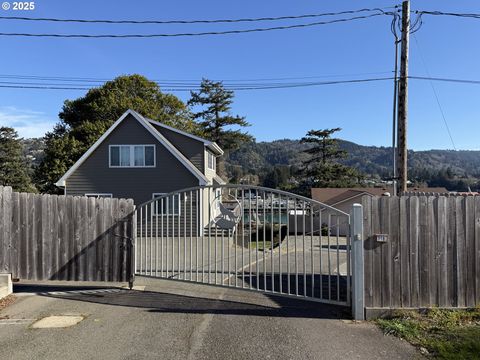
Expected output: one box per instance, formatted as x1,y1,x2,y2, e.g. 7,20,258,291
249,224,287,251
376,307,480,359
250,240,279,251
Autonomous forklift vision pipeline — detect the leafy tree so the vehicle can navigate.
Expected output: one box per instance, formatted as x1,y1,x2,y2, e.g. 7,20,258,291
188,79,253,176
296,128,363,194
0,127,35,192
35,74,195,193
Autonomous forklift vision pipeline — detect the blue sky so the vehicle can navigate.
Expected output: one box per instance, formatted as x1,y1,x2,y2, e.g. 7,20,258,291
0,0,479,150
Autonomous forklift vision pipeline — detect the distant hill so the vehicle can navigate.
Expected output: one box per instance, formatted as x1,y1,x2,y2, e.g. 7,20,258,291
21,137,480,191
225,139,480,190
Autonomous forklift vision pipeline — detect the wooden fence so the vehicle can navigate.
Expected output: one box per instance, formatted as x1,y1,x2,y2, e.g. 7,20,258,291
362,195,479,316
0,186,135,282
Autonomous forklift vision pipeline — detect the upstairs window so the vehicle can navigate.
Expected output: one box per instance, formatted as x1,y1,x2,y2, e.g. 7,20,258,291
109,145,155,168
207,151,216,171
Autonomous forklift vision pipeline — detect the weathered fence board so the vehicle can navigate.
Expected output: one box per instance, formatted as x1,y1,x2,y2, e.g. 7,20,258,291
0,186,134,282
363,195,480,311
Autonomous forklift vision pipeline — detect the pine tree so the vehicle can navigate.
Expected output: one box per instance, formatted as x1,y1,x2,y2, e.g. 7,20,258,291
0,127,34,192
297,128,363,194
188,79,253,177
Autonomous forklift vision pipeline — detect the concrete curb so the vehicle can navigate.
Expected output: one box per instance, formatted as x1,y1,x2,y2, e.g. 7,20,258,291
0,274,13,299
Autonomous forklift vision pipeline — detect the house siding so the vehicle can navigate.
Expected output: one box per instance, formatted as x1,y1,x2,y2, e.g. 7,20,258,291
66,114,198,205
152,124,205,173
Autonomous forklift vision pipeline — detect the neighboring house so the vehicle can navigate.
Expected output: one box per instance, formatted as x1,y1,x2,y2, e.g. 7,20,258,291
55,109,225,205
311,187,448,236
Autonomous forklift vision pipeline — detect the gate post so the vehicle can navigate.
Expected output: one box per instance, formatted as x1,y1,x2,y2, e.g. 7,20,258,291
350,203,365,320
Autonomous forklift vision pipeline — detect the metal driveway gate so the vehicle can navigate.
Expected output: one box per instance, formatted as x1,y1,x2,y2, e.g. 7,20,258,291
134,185,351,306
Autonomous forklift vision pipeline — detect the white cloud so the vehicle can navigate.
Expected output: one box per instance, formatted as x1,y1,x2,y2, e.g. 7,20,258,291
0,106,56,138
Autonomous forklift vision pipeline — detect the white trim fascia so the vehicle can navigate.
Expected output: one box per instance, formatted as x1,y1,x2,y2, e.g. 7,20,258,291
146,118,210,144
146,118,224,156
330,192,372,207
207,142,224,156
213,175,226,185
134,112,208,185
55,109,135,187
55,109,208,187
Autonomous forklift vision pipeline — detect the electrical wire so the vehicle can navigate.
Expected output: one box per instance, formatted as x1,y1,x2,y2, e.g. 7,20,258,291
0,77,394,91
1,75,480,91
0,7,396,24
0,71,395,83
0,13,388,38
416,10,480,19
409,76,480,85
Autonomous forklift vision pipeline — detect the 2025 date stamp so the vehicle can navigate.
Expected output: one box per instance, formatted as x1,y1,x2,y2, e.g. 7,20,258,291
2,2,35,11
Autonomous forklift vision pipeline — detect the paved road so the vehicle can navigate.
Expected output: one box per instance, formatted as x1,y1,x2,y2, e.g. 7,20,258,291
0,278,421,360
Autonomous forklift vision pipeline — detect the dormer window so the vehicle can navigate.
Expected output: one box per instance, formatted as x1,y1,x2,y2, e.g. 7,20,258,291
207,151,216,171
109,145,155,168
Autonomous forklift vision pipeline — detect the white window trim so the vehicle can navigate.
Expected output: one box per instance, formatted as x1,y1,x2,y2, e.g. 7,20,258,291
85,193,113,198
109,144,156,168
152,193,181,216
207,151,216,171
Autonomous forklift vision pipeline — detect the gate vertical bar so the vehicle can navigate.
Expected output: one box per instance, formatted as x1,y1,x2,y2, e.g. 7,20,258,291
190,191,193,281
351,203,365,320
130,205,137,288
310,204,314,297
139,207,143,275
155,200,159,277
278,194,282,294
161,198,164,277
336,216,340,302
248,190,252,289
166,197,169,278
286,196,291,295
263,191,267,292
303,201,306,297
255,190,259,290
184,193,187,280
150,202,153,276
270,192,274,292
318,207,323,299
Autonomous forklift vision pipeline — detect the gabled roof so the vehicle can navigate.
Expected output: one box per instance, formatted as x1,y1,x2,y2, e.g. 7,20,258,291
55,109,208,187
146,118,224,156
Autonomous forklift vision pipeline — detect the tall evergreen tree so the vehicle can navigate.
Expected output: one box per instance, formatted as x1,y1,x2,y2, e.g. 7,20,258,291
35,74,196,193
297,128,363,194
188,79,253,176
0,127,34,192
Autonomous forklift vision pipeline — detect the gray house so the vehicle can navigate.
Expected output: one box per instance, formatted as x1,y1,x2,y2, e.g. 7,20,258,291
55,109,225,206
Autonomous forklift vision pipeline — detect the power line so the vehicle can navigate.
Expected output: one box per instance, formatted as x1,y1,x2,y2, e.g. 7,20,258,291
0,77,394,91
0,13,388,38
416,10,480,19
409,76,480,85
412,35,457,150
0,71,394,83
1,75,480,91
0,7,395,24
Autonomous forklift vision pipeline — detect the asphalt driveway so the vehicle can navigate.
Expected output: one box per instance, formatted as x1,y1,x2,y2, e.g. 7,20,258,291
0,277,420,360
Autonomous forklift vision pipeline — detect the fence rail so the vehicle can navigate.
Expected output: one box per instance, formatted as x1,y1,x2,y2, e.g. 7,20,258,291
0,186,135,282
362,195,479,313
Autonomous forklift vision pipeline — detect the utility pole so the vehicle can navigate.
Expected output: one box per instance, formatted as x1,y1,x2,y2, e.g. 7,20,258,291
397,0,410,194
